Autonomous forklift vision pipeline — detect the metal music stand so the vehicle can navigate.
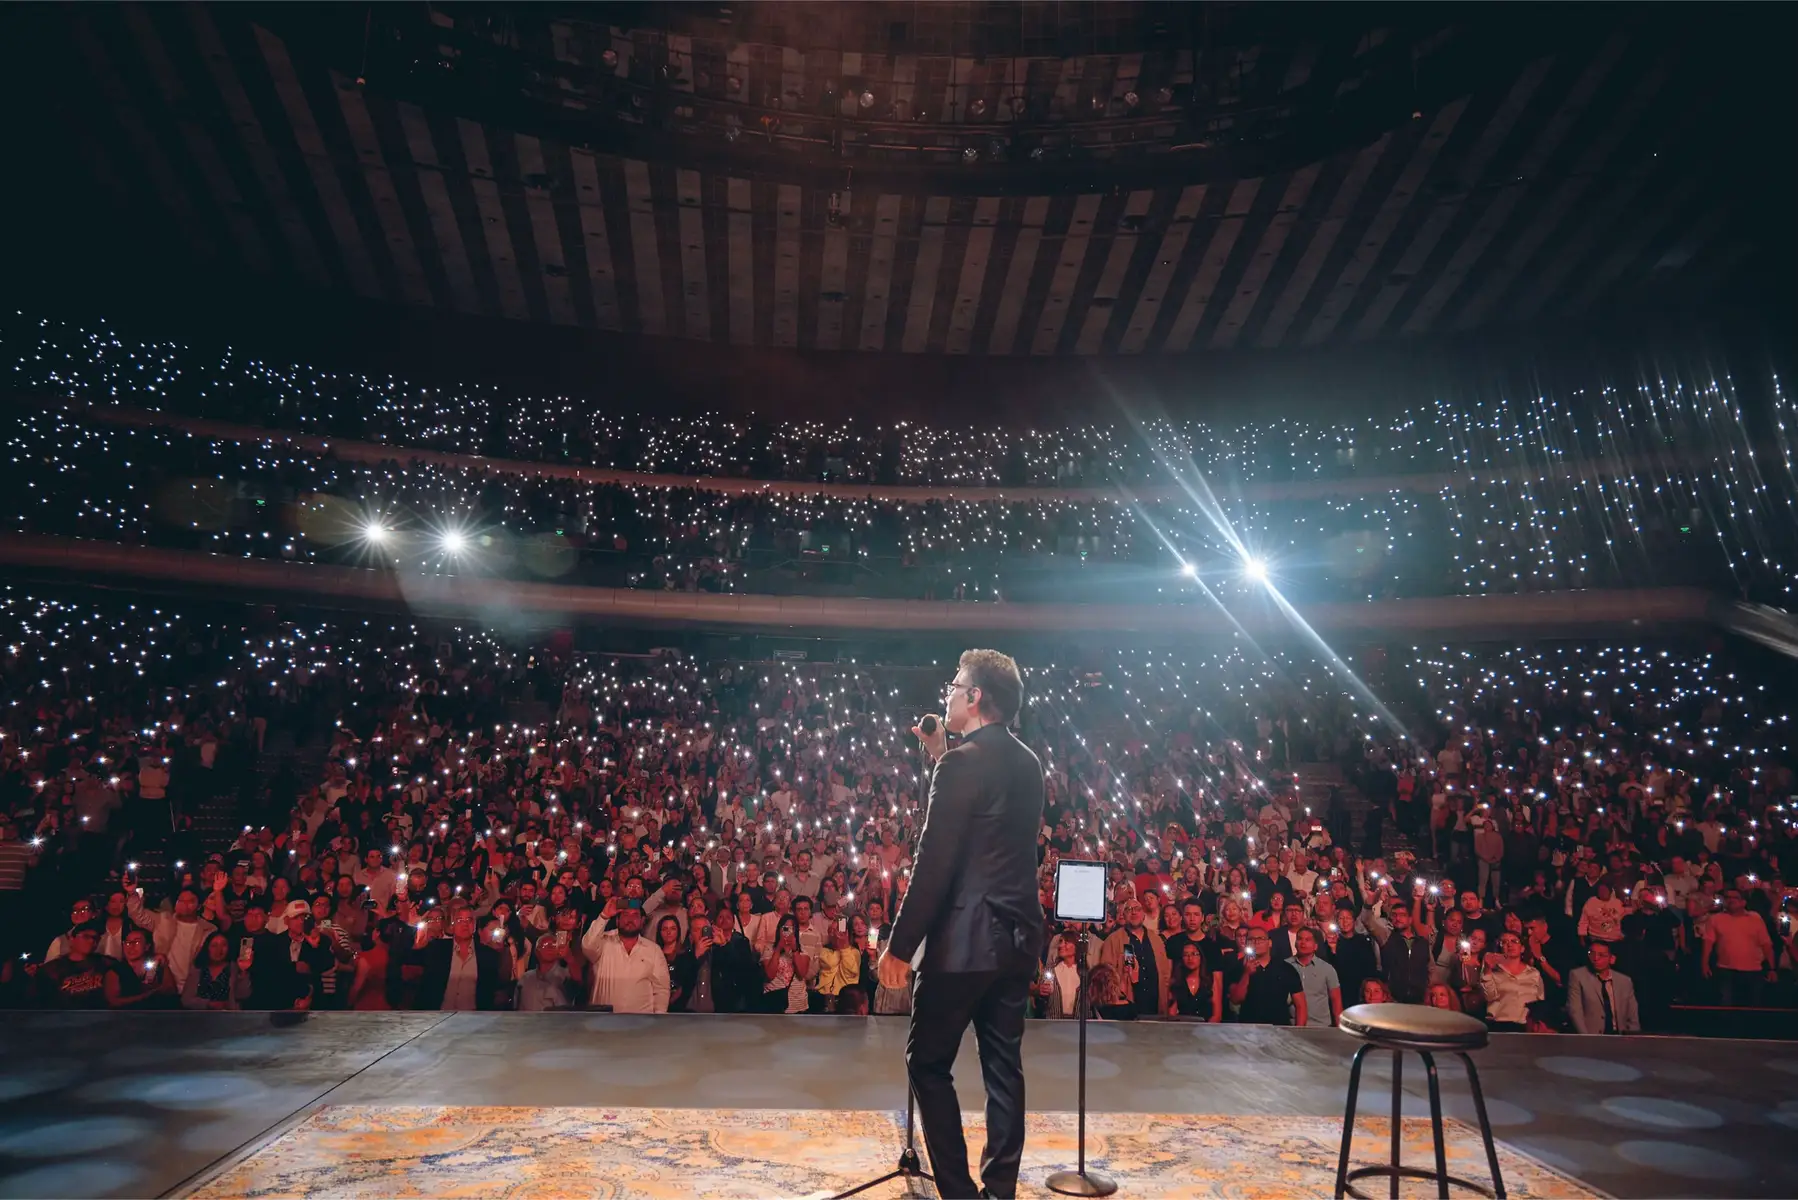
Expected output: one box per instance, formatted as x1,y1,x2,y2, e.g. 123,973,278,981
1046,861,1117,1197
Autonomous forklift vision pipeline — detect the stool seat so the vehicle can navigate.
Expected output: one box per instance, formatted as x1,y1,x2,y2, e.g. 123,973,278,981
1340,1003,1489,1052
1334,1007,1506,1199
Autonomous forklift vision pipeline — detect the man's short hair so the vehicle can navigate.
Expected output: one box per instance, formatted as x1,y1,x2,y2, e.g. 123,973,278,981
959,648,1023,724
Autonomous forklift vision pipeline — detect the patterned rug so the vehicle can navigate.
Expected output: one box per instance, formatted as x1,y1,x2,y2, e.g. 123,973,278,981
186,1106,1600,1199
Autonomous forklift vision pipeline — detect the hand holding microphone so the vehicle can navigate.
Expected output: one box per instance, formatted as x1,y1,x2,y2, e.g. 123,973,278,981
911,713,948,763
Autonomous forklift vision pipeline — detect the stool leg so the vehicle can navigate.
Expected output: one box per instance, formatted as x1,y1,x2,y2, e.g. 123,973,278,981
1335,1044,1371,1199
1422,1051,1449,1200
1458,1052,1507,1200
1389,1050,1403,1200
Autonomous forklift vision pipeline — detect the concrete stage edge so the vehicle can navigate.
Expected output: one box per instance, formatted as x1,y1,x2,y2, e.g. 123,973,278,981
0,1013,1790,1199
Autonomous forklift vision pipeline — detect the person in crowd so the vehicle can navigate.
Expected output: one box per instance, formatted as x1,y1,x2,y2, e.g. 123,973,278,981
1701,888,1778,1007
1168,939,1222,1021
416,908,504,1011
309,892,357,1009
759,914,809,1015
182,931,252,1010
686,902,758,1014
1424,982,1462,1012
1577,881,1626,946
1037,934,1083,1019
1087,962,1135,1020
873,924,913,1016
43,898,99,962
126,886,214,994
1230,930,1305,1026
517,934,579,1011
1362,892,1432,1004
1567,941,1640,1034
814,922,862,1013
1479,932,1546,1032
104,926,179,1009
654,914,689,1011
583,898,670,1013
34,923,109,1008
258,899,339,1011
349,919,414,1011
1285,928,1342,1028
1316,903,1378,1012
1100,898,1169,1018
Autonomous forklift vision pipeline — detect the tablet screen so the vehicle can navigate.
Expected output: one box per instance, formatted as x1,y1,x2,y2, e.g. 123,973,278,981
1054,859,1108,923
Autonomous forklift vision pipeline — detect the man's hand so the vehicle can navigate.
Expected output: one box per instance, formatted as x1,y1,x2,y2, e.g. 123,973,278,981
910,717,948,764
876,948,896,976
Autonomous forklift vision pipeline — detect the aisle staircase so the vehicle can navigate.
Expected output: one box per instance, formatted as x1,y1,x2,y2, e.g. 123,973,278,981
190,725,332,855
1292,760,1416,860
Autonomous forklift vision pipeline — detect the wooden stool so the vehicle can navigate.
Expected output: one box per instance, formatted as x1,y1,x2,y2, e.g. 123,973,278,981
1334,1003,1506,1199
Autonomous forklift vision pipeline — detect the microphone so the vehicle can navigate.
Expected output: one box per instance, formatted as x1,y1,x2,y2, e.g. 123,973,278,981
919,715,939,736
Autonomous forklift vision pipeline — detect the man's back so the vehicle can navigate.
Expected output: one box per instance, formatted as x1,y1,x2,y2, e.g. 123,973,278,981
891,723,1044,975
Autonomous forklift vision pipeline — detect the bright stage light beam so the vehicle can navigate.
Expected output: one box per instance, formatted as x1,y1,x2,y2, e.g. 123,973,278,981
1181,561,1199,578
363,523,389,544
1099,368,1417,754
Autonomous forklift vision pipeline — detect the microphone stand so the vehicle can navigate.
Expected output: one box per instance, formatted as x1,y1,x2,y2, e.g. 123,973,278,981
831,934,931,1200
1046,925,1117,1197
829,1083,932,1198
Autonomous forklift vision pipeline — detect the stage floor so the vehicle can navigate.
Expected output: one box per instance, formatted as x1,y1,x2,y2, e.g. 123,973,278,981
0,1012,1790,1198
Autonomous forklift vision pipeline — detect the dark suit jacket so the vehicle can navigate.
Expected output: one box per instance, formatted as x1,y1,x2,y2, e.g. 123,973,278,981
247,933,338,1010
890,723,1045,975
413,939,504,1011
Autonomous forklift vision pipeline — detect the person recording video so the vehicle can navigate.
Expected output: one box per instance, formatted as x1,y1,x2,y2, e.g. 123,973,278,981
882,649,1044,1200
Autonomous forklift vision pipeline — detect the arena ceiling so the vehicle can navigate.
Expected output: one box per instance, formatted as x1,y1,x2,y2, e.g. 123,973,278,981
13,3,1793,358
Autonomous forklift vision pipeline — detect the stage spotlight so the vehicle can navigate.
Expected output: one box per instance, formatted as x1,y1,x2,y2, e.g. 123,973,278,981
441,530,468,554
363,523,389,544
1243,557,1268,583
1181,562,1199,578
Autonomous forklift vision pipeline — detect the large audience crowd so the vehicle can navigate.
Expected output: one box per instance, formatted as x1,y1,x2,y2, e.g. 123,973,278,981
0,403,1777,606
1,311,1792,1029
2,588,1792,1032
8,313,1798,607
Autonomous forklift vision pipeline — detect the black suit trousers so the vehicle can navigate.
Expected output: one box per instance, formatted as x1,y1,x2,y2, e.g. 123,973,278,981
906,967,1031,1199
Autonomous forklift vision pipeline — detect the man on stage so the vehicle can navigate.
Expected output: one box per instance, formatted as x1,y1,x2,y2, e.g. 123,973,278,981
882,649,1045,1199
